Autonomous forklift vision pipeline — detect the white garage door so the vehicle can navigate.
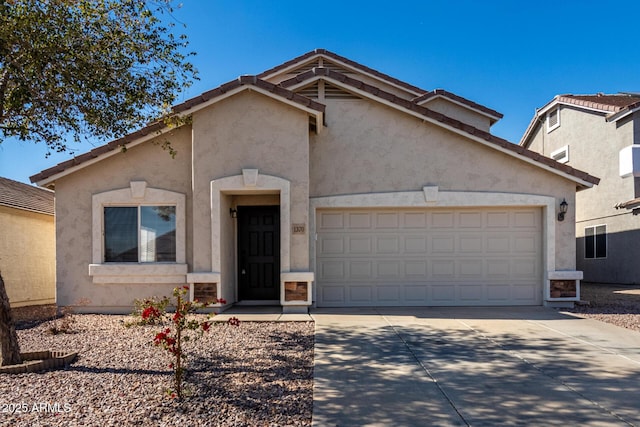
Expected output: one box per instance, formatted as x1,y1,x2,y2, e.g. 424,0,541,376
315,208,542,307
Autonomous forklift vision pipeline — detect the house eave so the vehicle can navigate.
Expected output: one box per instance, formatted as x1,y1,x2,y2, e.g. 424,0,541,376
415,93,502,125
174,84,324,132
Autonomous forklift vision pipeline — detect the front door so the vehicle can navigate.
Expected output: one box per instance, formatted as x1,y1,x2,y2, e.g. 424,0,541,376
237,206,280,300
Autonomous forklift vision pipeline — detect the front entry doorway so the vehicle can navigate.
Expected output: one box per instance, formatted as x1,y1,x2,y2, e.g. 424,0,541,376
237,205,280,301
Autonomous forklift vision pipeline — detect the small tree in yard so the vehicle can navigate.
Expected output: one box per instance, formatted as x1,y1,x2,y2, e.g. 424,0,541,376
0,0,197,366
136,286,239,399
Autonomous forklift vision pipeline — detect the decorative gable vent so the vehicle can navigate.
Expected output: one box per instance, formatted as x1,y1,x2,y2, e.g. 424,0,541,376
547,107,560,132
286,58,356,77
293,81,361,100
550,145,569,164
324,82,360,100
298,82,319,99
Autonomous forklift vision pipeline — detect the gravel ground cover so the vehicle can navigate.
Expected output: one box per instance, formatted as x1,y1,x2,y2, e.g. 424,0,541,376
1,315,314,426
566,282,640,332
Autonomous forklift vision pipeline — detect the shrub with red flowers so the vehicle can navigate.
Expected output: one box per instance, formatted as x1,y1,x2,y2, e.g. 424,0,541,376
133,286,239,399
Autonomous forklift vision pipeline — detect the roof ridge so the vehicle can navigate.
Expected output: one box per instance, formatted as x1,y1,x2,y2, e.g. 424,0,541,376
412,88,503,120
257,49,428,96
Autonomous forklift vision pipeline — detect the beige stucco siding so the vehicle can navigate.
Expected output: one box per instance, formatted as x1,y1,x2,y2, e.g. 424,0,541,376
53,126,192,311
527,106,633,221
0,206,55,307
421,97,492,131
191,90,311,275
311,99,578,270
526,105,640,283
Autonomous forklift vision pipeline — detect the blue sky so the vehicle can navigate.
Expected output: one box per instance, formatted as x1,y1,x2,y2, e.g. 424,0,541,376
2,0,639,184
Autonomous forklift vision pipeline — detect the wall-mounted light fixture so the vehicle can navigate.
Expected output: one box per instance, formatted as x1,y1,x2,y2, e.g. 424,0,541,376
557,199,568,221
230,208,237,219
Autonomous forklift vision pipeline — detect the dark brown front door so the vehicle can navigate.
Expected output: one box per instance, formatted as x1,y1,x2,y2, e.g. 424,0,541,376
237,206,280,300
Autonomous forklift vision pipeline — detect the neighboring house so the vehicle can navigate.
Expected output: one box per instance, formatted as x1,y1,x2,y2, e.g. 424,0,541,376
31,49,598,313
0,177,55,307
520,93,640,284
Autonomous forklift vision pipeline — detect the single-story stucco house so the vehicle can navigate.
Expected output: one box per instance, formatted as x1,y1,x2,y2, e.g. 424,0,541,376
31,49,599,313
0,176,55,308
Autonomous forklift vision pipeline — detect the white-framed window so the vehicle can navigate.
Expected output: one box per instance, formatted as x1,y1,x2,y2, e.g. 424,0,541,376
547,107,560,133
550,145,569,164
104,206,176,262
585,224,607,259
89,181,187,284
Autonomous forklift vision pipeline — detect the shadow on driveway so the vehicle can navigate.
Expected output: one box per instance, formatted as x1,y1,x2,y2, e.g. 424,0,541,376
312,307,640,426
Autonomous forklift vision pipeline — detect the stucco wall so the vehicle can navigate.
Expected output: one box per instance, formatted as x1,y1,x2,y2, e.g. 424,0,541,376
421,97,492,131
0,206,55,307
526,105,639,283
53,126,192,312
191,90,311,280
311,98,579,270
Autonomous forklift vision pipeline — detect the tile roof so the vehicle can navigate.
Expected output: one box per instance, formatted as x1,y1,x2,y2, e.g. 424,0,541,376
558,93,640,112
615,197,640,210
280,68,599,186
260,50,504,122
412,89,503,122
257,49,428,96
0,176,54,215
30,51,599,189
30,76,324,184
520,93,640,147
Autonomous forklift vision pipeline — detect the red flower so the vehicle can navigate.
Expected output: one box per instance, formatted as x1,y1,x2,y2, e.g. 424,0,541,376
141,306,160,320
201,322,210,332
169,363,174,369
172,311,182,323
217,298,227,305
182,285,190,290
153,331,167,345
227,316,240,326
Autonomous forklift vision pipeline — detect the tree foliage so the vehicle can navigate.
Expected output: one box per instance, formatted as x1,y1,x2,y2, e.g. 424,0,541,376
0,0,198,154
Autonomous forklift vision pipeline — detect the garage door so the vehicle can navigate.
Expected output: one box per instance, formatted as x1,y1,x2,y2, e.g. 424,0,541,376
316,208,542,306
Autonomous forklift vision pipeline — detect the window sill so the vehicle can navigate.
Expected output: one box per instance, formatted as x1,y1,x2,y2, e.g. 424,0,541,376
88,263,188,284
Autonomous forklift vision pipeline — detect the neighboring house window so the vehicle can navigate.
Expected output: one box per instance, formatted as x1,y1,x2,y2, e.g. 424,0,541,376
547,107,560,132
585,225,607,259
104,206,176,262
550,145,569,164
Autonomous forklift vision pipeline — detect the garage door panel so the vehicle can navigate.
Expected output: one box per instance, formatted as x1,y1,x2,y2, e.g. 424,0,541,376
403,212,427,227
348,236,372,253
459,284,483,301
378,286,400,302
348,212,371,228
405,261,427,277
349,286,372,302
459,212,483,228
405,236,427,253
375,212,400,228
316,208,542,307
319,260,345,280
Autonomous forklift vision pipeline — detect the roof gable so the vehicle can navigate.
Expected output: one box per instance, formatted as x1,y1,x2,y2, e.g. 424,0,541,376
0,177,54,215
31,50,598,190
258,49,427,100
520,93,640,147
280,68,598,188
413,89,503,124
31,76,324,185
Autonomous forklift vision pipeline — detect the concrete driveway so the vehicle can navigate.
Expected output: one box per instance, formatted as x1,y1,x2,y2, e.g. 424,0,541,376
311,307,640,426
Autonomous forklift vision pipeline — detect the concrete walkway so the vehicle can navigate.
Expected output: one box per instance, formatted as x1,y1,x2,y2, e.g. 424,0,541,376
311,307,640,426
